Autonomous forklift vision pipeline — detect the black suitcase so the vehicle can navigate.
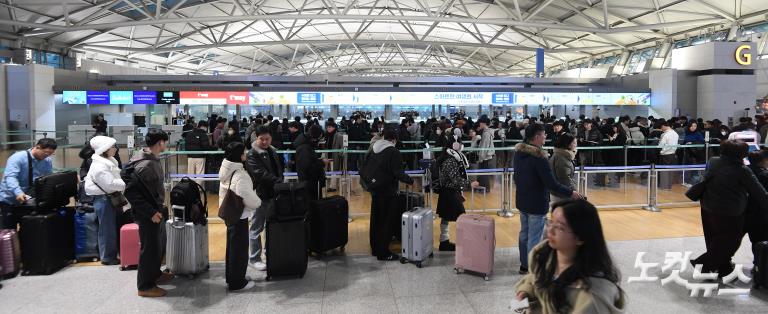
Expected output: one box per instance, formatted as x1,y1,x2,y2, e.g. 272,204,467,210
265,218,308,281
272,182,309,220
392,191,425,241
34,172,78,210
19,207,75,275
754,241,768,289
308,196,349,256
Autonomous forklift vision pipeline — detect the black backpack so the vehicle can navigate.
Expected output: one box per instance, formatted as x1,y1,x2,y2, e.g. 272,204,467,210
170,178,208,225
185,131,206,151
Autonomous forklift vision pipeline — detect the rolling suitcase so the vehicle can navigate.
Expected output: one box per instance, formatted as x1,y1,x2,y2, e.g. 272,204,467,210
74,209,99,262
455,214,495,280
0,229,21,278
308,195,349,256
165,206,209,278
119,223,140,271
400,186,434,268
265,218,308,280
393,190,424,241
19,207,75,275
754,241,768,289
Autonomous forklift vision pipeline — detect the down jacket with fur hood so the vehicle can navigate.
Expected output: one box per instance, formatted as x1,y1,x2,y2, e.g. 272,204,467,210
513,142,573,215
84,136,126,197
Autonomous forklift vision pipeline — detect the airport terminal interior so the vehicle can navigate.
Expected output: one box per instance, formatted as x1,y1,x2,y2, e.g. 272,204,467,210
1,0,768,313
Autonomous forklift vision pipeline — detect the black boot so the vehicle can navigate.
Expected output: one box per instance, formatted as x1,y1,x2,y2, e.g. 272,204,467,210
439,240,456,251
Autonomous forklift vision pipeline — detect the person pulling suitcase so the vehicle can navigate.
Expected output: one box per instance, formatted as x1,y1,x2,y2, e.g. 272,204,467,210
360,129,414,261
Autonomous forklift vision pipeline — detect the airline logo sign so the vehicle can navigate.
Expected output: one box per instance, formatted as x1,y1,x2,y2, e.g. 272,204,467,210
180,91,249,104
735,45,752,66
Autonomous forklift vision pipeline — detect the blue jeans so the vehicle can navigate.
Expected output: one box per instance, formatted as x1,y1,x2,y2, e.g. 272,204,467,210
249,198,271,263
518,212,546,269
94,195,118,262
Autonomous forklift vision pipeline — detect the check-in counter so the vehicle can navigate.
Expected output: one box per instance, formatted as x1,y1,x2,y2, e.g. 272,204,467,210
67,125,96,145
111,126,136,145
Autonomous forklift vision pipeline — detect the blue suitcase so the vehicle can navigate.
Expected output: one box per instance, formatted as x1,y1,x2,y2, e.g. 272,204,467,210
74,209,99,262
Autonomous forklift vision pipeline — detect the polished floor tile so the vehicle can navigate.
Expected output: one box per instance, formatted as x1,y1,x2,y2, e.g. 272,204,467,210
1,236,768,314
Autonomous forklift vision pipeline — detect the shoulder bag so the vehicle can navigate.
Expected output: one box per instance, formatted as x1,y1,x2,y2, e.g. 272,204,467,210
218,171,245,227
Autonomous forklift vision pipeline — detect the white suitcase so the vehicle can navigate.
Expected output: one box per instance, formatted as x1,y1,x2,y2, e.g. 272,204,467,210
400,206,434,268
165,214,209,278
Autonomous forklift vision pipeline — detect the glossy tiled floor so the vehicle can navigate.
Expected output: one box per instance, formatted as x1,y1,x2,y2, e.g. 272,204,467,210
1,236,767,314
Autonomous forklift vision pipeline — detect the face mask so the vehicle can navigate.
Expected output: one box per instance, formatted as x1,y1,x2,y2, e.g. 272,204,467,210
452,142,463,151
436,129,442,135
721,131,727,136
228,130,235,135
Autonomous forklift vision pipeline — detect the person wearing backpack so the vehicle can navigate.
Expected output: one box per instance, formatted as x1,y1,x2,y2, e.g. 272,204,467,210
84,136,126,265
435,136,479,251
185,121,212,186
361,128,413,261
122,130,172,298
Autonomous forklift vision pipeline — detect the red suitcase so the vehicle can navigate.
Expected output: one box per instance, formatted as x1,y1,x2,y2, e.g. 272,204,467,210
0,229,21,277
454,214,495,280
119,224,140,271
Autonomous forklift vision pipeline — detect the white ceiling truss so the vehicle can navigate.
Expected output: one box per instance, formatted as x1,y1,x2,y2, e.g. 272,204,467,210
0,0,766,76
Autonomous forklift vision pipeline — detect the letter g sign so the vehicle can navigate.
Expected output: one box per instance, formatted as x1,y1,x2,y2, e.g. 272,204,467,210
735,45,752,65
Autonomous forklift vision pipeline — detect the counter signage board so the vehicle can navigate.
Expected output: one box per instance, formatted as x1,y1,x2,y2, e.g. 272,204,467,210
133,91,157,104
62,91,86,104
109,91,133,104
156,91,180,104
491,93,514,104
86,91,110,104
180,91,248,104
297,92,322,104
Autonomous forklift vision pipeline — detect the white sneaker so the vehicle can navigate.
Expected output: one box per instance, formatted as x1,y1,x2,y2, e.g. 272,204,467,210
249,261,267,271
242,281,256,290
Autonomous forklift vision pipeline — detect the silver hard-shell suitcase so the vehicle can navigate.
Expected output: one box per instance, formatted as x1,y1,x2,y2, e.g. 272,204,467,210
400,183,434,268
165,206,209,278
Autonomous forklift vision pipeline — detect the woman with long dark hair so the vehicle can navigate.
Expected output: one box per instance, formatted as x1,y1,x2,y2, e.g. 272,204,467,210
515,199,625,313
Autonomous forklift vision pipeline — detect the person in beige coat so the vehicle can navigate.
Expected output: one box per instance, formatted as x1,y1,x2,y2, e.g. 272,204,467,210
219,142,262,291
515,199,625,314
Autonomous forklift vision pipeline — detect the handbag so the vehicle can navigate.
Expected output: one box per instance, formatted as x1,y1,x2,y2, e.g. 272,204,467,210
91,178,129,208
685,173,713,201
218,172,245,227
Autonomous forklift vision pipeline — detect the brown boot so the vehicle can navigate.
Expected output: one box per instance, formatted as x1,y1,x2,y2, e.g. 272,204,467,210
156,272,174,285
137,287,167,298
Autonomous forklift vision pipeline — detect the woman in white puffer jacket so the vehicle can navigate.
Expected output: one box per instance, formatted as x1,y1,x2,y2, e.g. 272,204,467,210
218,141,261,291
85,136,126,265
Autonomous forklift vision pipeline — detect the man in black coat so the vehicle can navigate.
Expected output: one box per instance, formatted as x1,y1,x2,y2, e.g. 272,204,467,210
245,126,284,271
362,128,413,261
294,125,327,201
692,141,768,275
513,124,581,274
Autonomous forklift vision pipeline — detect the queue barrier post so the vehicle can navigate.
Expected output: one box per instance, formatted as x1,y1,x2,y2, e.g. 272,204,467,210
642,163,660,212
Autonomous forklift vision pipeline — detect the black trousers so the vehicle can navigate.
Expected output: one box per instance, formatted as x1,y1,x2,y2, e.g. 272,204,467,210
370,192,396,257
744,208,768,265
137,219,162,291
693,208,745,274
226,218,249,290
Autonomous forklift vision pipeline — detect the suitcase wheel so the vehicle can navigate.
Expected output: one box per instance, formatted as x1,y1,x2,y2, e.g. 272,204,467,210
399,257,407,264
429,253,434,258
119,266,125,271
416,262,423,268
454,268,461,274
339,246,345,253
187,274,195,280
265,276,271,281
483,275,490,281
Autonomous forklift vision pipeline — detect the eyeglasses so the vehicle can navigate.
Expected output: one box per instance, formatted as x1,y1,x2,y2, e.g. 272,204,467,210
544,218,572,234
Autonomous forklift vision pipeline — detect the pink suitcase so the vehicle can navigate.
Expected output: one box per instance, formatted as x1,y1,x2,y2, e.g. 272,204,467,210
119,224,140,271
454,214,495,280
0,229,21,277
